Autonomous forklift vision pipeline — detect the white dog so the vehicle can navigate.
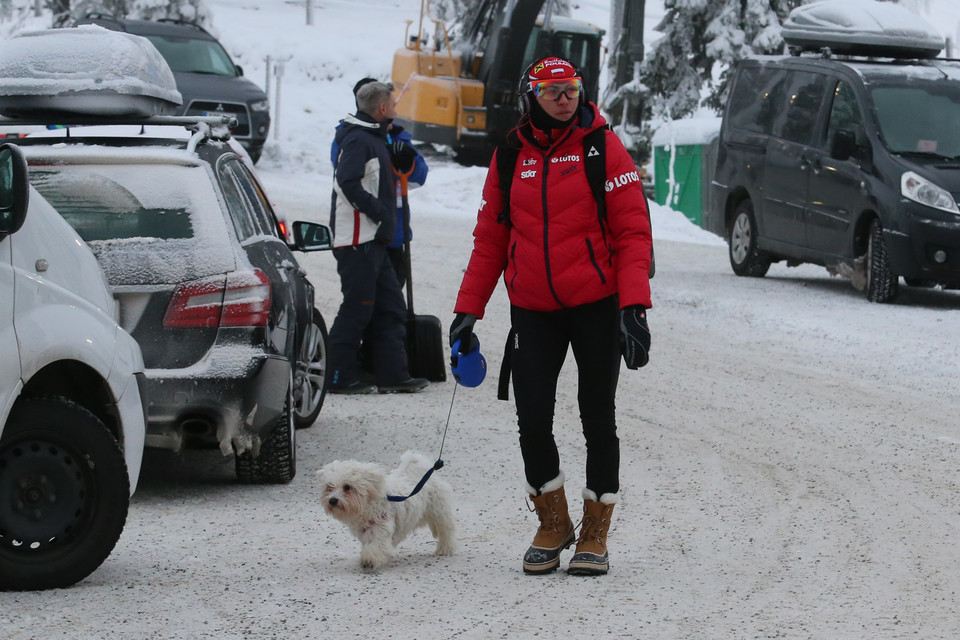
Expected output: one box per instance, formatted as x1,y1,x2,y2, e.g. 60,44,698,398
317,450,456,570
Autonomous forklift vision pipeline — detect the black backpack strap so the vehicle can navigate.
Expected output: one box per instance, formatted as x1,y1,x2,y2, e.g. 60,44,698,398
497,327,514,401
583,125,611,255
495,135,521,228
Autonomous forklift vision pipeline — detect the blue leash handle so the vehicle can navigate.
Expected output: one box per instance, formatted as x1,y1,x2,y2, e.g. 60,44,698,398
386,459,445,502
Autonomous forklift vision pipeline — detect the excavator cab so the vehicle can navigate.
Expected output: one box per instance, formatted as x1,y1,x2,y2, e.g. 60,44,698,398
391,0,603,165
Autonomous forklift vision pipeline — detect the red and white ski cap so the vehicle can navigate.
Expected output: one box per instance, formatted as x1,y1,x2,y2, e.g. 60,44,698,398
527,57,579,85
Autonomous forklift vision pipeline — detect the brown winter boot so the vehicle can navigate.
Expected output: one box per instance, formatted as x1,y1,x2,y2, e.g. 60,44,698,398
522,474,575,575
567,490,617,576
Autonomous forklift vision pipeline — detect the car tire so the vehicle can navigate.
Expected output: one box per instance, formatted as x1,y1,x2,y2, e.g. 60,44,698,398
293,309,329,430
865,219,899,303
729,199,771,277
235,381,296,484
0,396,130,591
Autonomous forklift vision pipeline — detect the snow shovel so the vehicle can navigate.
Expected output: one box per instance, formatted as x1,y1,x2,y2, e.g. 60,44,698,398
395,168,446,382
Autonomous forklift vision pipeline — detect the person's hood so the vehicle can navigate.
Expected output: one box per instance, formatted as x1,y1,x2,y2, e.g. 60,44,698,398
336,112,389,139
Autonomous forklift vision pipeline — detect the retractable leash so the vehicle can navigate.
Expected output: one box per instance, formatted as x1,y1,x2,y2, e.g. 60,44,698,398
386,336,486,502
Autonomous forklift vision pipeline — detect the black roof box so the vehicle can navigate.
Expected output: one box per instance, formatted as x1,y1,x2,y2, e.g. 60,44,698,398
781,0,945,59
0,25,182,119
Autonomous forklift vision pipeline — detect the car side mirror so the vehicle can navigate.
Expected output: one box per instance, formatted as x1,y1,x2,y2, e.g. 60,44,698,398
292,221,333,251
0,143,30,239
831,129,858,162
235,64,244,77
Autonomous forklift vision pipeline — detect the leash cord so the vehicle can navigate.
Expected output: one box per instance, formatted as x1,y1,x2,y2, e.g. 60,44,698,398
386,382,457,502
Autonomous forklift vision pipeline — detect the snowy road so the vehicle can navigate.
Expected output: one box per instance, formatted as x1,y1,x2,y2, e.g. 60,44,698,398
3,178,959,638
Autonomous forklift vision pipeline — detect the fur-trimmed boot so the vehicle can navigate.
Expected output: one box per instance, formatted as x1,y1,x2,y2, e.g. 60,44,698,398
567,489,617,576
522,473,575,575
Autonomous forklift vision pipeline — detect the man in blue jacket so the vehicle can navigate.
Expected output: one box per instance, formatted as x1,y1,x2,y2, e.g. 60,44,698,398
331,77,428,287
328,81,429,394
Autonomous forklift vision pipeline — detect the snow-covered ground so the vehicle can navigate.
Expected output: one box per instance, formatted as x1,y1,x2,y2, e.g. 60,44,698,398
3,0,960,638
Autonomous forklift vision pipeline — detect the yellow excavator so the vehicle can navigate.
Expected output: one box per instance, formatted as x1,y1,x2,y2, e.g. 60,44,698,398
391,0,606,164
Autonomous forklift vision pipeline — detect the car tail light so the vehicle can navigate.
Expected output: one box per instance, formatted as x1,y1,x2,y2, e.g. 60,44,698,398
163,270,272,328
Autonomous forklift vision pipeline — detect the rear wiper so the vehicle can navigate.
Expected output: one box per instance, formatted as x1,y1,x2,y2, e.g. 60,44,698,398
894,150,956,161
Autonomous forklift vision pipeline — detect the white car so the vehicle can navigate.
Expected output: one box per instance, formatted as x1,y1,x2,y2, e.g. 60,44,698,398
0,143,147,590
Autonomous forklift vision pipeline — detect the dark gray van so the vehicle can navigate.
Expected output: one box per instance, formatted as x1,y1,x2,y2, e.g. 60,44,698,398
710,38,960,302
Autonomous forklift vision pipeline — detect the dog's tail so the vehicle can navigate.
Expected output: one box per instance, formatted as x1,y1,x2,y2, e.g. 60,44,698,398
399,450,434,473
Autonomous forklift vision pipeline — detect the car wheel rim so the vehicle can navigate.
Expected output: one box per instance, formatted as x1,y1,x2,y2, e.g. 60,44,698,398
731,213,751,264
295,321,325,419
0,437,92,554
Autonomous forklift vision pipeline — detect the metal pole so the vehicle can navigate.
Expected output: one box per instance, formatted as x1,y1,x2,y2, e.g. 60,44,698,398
273,59,285,140
264,55,272,104
306,0,313,26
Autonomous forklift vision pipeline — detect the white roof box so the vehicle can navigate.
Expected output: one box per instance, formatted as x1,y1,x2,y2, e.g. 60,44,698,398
0,25,182,118
781,0,945,59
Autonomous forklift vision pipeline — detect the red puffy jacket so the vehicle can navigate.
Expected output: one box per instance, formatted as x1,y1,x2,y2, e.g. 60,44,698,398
455,104,652,318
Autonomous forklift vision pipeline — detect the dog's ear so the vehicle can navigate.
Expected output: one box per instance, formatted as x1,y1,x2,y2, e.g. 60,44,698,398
316,461,339,486
352,463,387,498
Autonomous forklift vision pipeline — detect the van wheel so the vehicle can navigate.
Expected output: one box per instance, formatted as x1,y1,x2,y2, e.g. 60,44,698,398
293,309,328,430
729,199,771,277
865,219,899,303
0,397,130,590
235,381,296,484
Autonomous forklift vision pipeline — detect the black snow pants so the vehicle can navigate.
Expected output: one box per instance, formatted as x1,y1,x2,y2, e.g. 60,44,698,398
328,241,409,386
509,295,622,497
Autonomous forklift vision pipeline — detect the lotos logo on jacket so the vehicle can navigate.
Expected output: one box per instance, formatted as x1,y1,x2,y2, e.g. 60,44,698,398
604,170,641,192
551,154,580,164
520,170,537,179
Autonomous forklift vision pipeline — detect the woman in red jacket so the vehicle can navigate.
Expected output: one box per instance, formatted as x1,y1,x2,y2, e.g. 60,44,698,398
450,56,653,576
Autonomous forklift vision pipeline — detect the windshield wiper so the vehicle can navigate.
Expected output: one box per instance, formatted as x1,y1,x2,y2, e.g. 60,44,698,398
894,150,956,161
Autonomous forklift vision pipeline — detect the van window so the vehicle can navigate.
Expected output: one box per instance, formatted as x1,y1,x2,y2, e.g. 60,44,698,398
872,85,960,157
776,71,827,145
825,81,866,149
728,66,787,135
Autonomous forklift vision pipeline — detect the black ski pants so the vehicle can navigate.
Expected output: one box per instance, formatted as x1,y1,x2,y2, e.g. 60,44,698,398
328,241,409,386
510,295,621,497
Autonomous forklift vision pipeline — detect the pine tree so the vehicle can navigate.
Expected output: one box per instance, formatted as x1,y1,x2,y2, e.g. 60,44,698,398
48,0,211,27
640,0,806,120
128,0,211,27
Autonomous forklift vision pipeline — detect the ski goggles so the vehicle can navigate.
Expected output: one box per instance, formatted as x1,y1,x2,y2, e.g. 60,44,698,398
530,77,583,101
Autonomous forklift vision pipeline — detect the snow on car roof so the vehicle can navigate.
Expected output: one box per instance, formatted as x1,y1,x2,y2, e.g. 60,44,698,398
782,0,945,59
0,25,182,117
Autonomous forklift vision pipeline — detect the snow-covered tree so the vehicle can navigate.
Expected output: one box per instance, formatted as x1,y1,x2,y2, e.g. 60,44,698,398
46,0,211,27
641,0,807,120
128,0,211,27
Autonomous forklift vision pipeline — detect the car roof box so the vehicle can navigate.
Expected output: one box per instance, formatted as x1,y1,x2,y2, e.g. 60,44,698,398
0,25,182,119
781,0,945,59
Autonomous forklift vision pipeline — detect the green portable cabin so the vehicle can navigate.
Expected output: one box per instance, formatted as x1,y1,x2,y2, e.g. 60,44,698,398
651,117,721,228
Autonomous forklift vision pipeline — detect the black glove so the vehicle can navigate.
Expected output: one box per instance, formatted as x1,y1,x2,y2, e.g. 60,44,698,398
449,313,479,354
619,305,650,369
390,140,417,174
